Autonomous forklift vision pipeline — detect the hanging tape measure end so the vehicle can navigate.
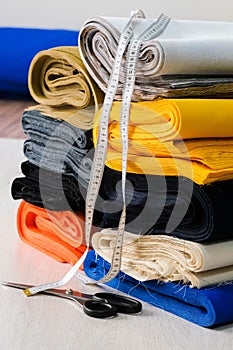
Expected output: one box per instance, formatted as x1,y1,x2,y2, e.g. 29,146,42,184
23,289,33,297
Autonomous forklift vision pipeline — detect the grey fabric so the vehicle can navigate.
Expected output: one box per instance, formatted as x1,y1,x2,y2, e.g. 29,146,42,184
79,16,233,100
22,109,94,189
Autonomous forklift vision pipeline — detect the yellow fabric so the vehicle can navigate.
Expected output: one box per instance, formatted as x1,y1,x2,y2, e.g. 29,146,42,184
94,99,233,141
93,100,233,184
105,149,233,185
28,46,104,130
92,229,233,288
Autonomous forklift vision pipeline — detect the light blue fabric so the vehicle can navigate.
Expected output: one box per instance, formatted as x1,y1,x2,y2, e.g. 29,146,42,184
84,250,233,328
0,27,79,98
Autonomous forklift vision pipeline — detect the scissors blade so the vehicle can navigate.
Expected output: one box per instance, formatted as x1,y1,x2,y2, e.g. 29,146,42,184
2,281,93,300
1,281,68,298
2,281,34,290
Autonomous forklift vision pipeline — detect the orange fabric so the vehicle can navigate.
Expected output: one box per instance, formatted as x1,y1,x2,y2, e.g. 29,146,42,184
17,201,97,265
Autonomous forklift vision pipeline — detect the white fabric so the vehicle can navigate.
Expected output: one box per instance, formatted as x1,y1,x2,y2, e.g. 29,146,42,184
92,229,233,288
79,15,233,100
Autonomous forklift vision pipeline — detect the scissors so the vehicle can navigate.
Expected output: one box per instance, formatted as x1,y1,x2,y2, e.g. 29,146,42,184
2,281,142,319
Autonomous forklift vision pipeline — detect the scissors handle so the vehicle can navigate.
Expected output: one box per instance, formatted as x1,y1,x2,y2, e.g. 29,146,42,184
83,299,118,318
93,292,142,314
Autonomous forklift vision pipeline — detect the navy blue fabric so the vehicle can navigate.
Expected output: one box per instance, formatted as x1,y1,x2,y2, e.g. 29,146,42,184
84,250,233,328
0,27,79,98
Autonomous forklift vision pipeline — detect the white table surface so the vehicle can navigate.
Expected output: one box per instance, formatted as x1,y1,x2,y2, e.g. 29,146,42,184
1,137,233,350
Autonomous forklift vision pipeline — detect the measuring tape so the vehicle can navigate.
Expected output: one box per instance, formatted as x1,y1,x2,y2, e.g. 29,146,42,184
24,10,170,296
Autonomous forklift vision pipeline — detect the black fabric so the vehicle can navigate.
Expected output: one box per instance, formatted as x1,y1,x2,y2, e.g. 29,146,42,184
97,167,233,242
11,161,104,225
11,161,86,212
12,158,233,242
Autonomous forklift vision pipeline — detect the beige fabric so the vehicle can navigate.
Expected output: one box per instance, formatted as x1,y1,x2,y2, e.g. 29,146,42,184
27,104,96,130
92,229,233,288
27,46,104,130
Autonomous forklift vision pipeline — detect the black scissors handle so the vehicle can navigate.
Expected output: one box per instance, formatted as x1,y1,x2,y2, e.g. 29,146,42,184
83,299,118,318
82,293,142,318
93,292,142,314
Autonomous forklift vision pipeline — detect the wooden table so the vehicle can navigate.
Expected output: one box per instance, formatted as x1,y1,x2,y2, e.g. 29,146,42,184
1,138,233,350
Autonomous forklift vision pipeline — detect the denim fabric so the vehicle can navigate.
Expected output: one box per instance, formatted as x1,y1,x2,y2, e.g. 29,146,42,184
22,109,93,189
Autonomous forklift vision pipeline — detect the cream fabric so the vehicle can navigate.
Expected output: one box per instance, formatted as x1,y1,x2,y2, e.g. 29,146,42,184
79,16,233,100
92,229,233,288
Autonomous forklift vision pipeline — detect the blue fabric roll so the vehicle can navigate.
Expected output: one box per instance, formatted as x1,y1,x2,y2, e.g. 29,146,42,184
84,249,233,328
0,27,79,98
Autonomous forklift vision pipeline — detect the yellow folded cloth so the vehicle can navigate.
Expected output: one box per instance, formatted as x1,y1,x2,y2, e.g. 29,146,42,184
105,150,233,185
93,99,233,184
92,229,233,288
28,46,104,129
94,99,233,141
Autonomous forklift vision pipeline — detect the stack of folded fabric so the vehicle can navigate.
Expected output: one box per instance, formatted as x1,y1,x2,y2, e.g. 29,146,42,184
10,14,233,327
11,45,104,264
78,15,233,327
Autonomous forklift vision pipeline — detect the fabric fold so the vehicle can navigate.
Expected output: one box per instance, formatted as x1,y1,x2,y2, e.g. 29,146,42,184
17,201,88,264
28,46,104,113
79,16,233,100
22,109,94,189
11,161,86,212
27,46,104,130
96,167,233,242
105,151,233,185
93,100,233,184
84,250,233,327
94,99,233,143
92,229,233,288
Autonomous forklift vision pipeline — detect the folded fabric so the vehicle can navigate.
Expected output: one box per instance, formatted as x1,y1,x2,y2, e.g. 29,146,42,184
11,161,86,212
96,166,233,242
92,229,233,288
93,99,233,184
11,161,105,226
28,46,104,129
94,99,233,142
0,27,79,98
79,16,233,100
17,201,88,264
105,150,233,185
84,250,233,327
22,109,94,189
27,104,97,131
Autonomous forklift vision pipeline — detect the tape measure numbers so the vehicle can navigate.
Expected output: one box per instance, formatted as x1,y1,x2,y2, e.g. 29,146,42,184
24,11,171,296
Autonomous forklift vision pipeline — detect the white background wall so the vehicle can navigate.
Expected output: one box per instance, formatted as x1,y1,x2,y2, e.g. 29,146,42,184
1,0,233,30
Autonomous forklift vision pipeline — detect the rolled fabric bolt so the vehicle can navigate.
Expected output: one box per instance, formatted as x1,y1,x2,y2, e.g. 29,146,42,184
28,46,104,129
17,201,98,264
